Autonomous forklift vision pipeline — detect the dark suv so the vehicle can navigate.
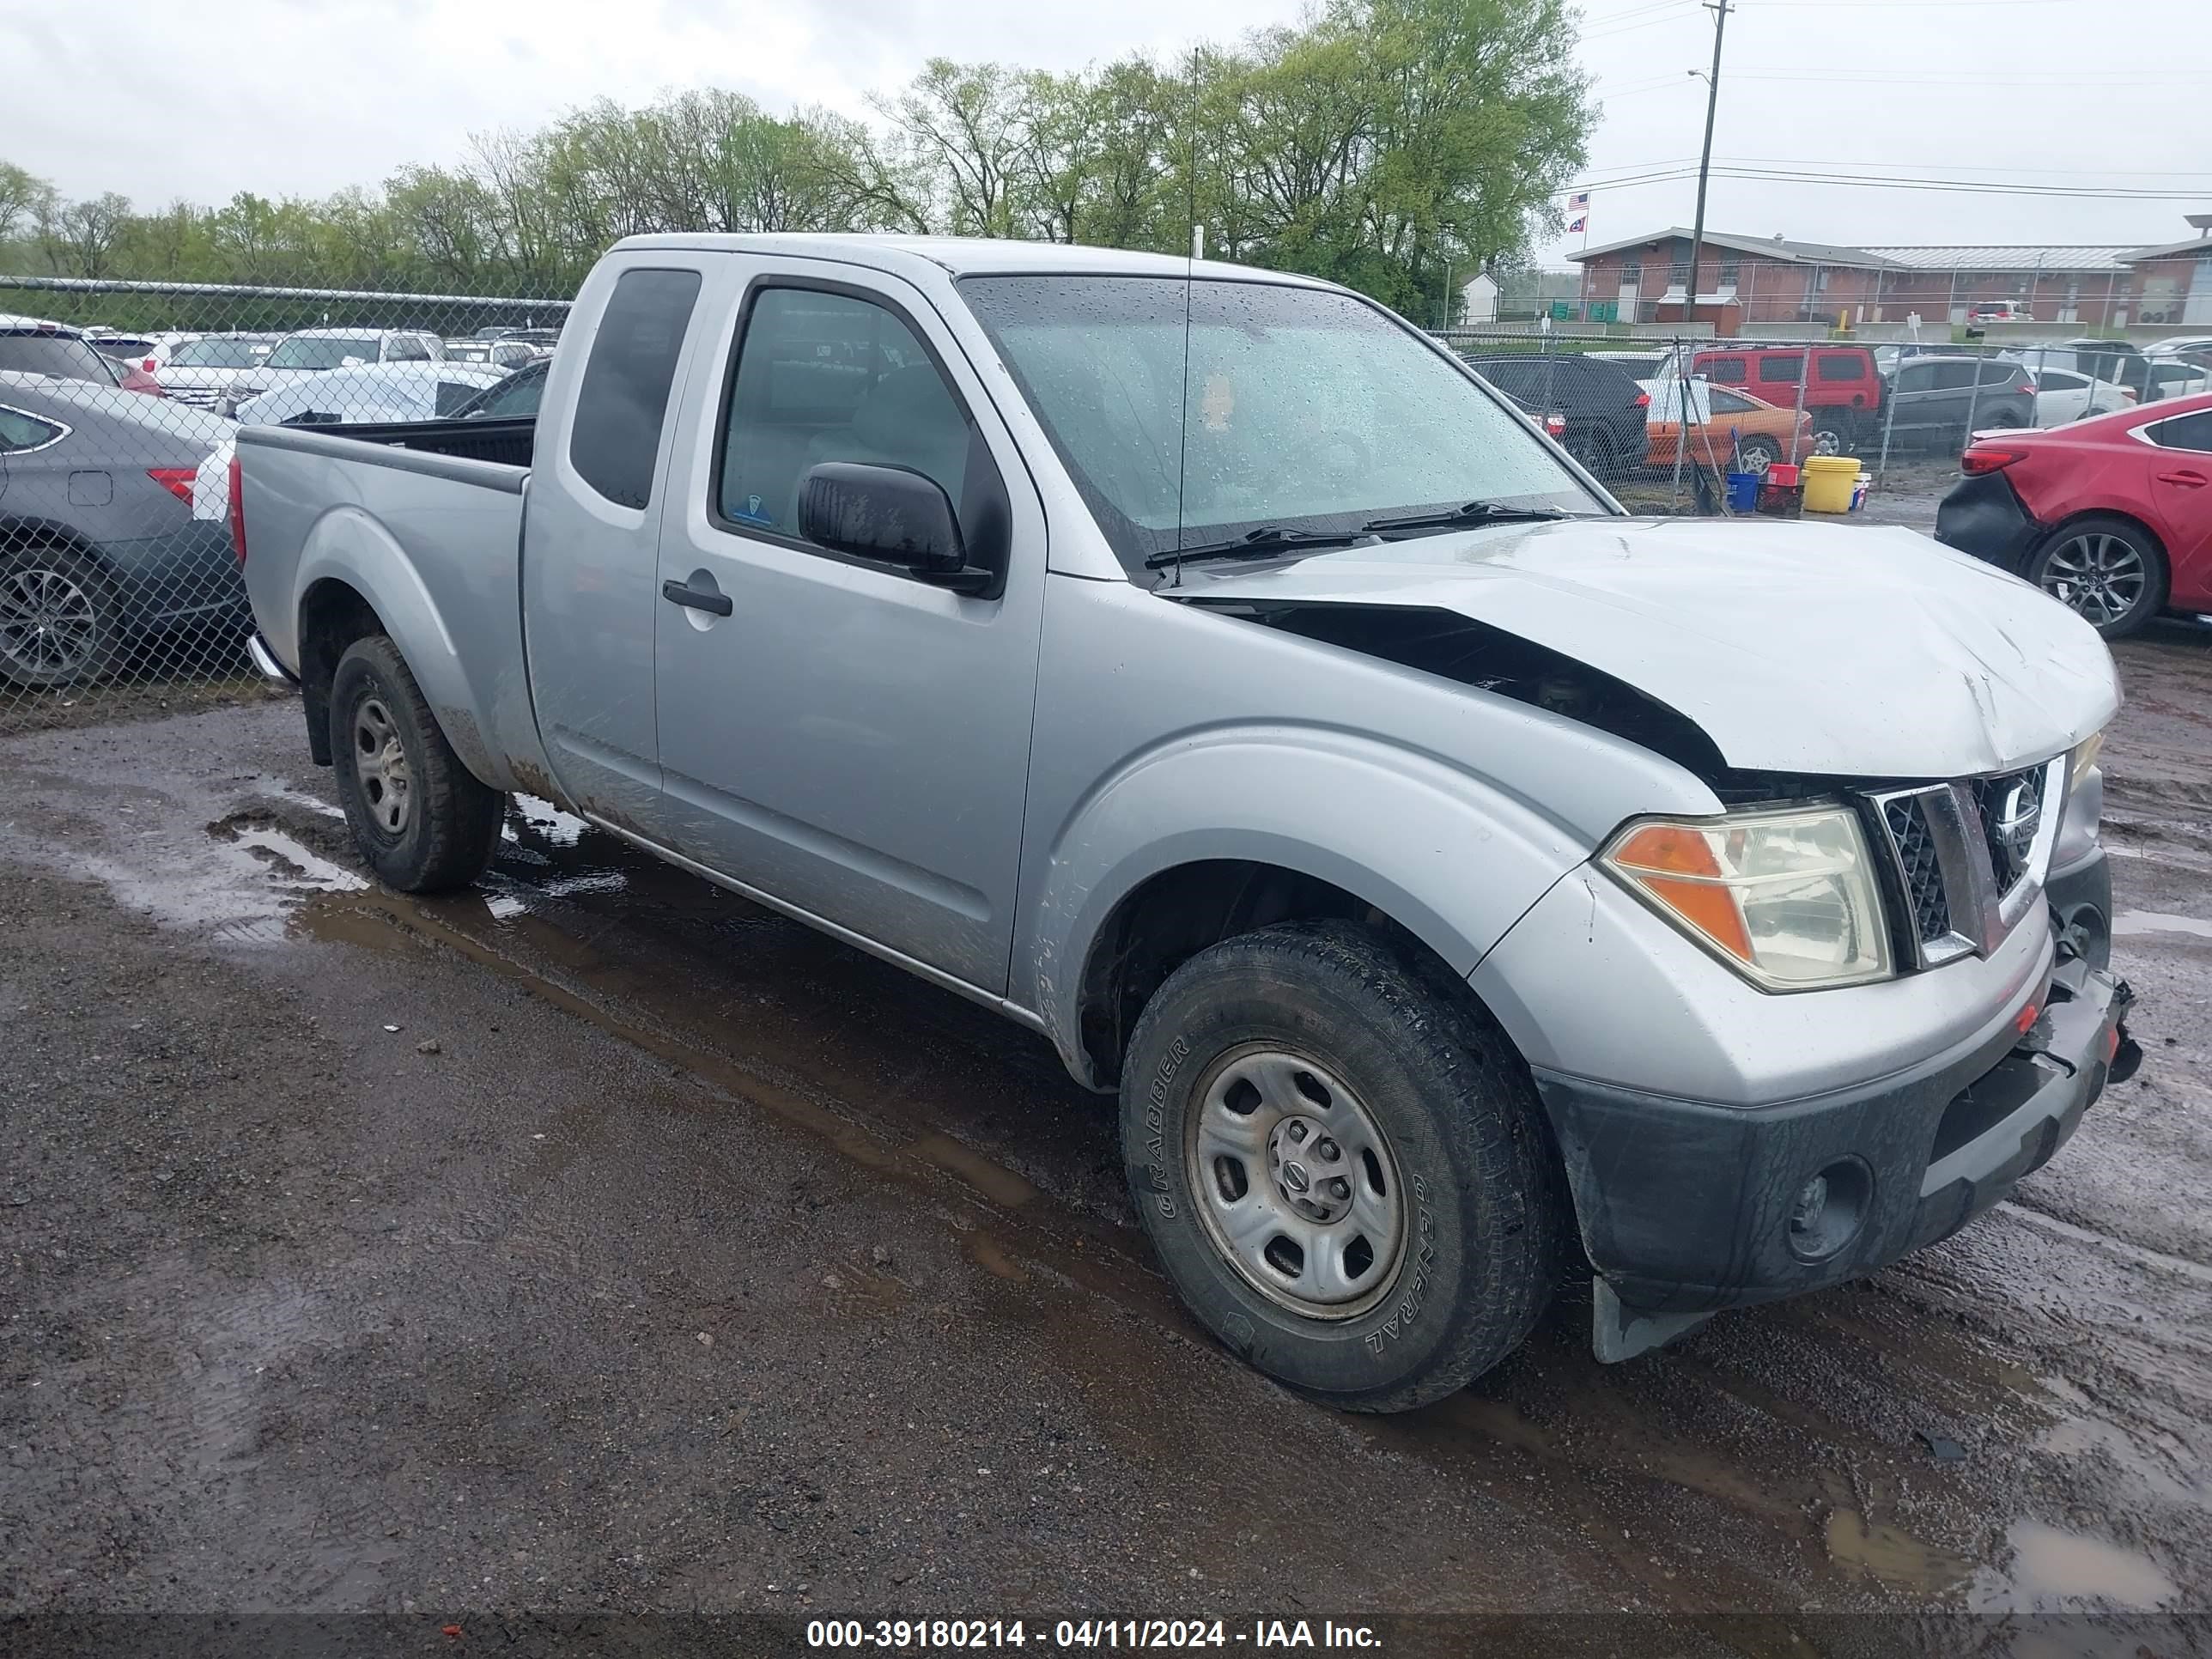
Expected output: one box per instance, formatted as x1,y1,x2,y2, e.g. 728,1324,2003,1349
1462,353,1650,480
1687,343,1883,454
1884,356,2037,451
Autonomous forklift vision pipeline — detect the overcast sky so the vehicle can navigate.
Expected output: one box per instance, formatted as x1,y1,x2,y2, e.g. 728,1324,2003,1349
9,0,2208,266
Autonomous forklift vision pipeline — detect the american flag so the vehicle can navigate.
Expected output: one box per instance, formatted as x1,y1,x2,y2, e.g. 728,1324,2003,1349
1568,191,1591,210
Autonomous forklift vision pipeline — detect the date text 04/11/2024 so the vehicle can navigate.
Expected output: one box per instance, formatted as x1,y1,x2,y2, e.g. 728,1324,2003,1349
804,1619,1383,1649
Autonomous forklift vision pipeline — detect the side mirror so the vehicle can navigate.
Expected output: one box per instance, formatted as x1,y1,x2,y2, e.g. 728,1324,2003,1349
796,461,999,595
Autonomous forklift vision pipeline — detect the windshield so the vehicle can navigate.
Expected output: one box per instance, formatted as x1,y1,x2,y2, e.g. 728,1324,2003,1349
0,331,120,385
171,337,270,369
960,276,1603,574
267,334,379,370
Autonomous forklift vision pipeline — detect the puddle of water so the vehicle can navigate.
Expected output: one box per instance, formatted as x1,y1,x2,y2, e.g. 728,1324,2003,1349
962,1231,1031,1284
1970,1519,2179,1612
511,793,591,848
907,1131,1039,1209
228,827,369,894
1824,1509,1972,1593
2111,908,2212,940
2035,1415,2206,1506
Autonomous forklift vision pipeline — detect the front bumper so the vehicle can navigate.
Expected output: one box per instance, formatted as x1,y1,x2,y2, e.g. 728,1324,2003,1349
1935,471,2038,573
1534,946,2135,1361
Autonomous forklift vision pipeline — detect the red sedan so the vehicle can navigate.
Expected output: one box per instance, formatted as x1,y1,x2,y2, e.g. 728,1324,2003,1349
1936,391,2212,637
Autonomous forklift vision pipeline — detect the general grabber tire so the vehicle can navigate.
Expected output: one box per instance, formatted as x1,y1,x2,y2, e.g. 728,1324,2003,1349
329,635,503,892
1121,920,1563,1413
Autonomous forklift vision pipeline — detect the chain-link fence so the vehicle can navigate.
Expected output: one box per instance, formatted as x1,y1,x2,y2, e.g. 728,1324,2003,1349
0,274,568,732
1432,325,2212,505
5,271,2207,733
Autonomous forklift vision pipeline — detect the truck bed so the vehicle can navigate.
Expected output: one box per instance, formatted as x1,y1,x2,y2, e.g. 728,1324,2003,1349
280,415,536,470
235,420,548,794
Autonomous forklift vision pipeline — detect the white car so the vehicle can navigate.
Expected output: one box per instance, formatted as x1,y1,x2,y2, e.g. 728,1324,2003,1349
222,327,448,410
157,332,283,409
441,338,543,371
2026,368,2136,425
232,361,506,428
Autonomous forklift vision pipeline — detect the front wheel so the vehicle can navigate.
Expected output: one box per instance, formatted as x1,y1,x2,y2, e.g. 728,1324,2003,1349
1809,411,1853,457
330,635,504,890
2024,516,2169,639
1735,435,1782,477
1120,921,1563,1413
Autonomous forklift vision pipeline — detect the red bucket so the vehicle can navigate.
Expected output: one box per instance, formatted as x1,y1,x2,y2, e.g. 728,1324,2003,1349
1766,462,1802,489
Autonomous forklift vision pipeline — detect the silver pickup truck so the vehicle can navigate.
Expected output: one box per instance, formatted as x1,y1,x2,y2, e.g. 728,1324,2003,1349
235,234,2136,1413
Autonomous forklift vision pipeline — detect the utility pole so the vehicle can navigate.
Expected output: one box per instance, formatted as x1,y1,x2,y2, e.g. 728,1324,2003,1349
1683,0,1731,332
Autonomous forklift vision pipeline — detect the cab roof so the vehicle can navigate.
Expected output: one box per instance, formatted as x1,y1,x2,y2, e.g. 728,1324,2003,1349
608,233,1335,289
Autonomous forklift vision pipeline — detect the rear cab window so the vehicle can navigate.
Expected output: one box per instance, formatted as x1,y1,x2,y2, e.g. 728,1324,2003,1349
569,267,704,510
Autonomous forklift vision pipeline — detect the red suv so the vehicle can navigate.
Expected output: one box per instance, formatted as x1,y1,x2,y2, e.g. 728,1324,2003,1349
1687,343,1883,455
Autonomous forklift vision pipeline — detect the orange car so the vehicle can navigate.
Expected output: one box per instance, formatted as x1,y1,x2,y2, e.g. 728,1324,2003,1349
1642,380,1817,476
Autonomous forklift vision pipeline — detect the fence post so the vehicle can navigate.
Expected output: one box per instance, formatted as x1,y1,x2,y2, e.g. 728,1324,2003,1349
1668,334,1692,505
1876,353,1900,481
1789,341,1809,465
1960,336,1987,453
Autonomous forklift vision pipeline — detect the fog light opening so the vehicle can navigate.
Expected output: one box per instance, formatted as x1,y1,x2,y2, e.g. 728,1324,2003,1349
1787,1158,1873,1262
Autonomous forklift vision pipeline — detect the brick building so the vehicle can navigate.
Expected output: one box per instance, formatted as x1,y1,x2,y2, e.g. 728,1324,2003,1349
1566,227,2212,331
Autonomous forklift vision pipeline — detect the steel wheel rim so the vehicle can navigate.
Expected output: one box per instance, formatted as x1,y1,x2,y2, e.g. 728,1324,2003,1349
2041,532,2147,628
1184,1045,1407,1321
353,697,412,836
0,566,99,674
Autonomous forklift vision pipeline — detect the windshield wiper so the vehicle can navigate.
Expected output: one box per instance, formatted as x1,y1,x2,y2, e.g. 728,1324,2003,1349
1142,526,1364,570
1360,501,1575,535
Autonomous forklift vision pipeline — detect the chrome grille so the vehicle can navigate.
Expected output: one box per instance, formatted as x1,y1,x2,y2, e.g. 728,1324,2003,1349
1869,757,2063,970
1882,797,1952,944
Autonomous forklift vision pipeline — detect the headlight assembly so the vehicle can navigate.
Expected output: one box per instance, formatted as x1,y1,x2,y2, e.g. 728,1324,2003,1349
1601,805,1893,992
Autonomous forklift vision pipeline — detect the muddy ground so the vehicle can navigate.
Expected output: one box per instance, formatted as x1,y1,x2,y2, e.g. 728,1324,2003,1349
2,618,2209,1655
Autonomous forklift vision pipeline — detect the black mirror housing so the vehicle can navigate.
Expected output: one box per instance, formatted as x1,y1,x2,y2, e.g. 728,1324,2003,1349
798,462,967,576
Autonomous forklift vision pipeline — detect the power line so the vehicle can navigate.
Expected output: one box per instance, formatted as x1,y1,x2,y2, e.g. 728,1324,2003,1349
1566,164,2212,200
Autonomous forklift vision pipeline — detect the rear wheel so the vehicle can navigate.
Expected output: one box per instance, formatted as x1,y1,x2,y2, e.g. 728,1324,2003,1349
1570,428,1621,482
330,635,503,890
1120,921,1562,1413
1808,410,1854,456
0,545,118,688
2025,515,2168,639
1735,435,1782,477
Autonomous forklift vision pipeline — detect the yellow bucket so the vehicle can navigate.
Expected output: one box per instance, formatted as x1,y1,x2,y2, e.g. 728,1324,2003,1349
1802,454,1860,514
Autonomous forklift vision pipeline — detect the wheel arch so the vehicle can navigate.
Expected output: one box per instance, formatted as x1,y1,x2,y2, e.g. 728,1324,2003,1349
296,576,388,766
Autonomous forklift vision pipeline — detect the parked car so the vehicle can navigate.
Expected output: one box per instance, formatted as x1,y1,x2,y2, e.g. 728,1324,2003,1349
0,314,163,398
222,328,448,410
0,372,245,685
441,338,543,371
1638,378,1814,476
2142,334,2212,359
1874,342,1963,376
1583,349,1668,380
233,362,508,427
1967,301,2029,324
1882,356,2036,450
1688,343,1882,455
447,357,549,420
2142,356,2212,403
157,332,283,409
1936,392,2212,638
234,234,2132,1412
2026,367,2136,426
88,330,199,374
1462,353,1650,477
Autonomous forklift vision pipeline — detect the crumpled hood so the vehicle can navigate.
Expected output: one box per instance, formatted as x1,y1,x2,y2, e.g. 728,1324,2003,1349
1183,516,2119,777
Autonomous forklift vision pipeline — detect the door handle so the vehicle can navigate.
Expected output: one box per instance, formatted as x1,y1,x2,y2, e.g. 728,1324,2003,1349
661,578,733,617
2156,470,2208,488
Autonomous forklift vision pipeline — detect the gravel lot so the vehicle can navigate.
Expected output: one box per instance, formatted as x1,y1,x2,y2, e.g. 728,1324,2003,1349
3,600,2209,1654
